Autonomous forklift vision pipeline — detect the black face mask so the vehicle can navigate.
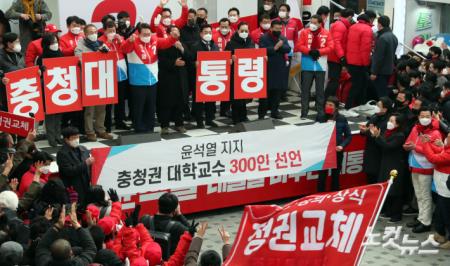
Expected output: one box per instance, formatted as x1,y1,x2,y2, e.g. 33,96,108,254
196,18,205,25
188,19,195,26
272,31,281,38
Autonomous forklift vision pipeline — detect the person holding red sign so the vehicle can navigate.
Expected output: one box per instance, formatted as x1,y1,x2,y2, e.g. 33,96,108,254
75,24,113,142
25,23,61,67
214,18,233,118
225,22,255,124
121,23,178,133
0,32,26,112
191,24,220,129
99,21,130,131
257,20,291,120
36,33,65,147
150,0,188,38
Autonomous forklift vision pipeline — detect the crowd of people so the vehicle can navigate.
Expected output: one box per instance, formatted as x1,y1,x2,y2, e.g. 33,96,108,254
0,0,449,265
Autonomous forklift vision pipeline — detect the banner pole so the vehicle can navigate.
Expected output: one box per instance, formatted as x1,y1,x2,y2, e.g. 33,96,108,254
356,169,397,266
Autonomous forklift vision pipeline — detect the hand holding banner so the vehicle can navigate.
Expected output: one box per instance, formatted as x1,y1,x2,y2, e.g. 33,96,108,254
5,66,45,121
81,51,118,106
43,56,83,114
196,51,231,102
224,182,390,266
234,48,267,99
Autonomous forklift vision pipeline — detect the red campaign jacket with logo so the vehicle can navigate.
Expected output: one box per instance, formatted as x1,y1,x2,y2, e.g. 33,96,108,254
98,34,128,81
60,32,84,56
25,38,42,67
121,34,177,86
213,30,233,51
346,20,373,66
150,5,188,38
328,18,352,63
423,143,450,174
251,27,269,46
295,27,334,72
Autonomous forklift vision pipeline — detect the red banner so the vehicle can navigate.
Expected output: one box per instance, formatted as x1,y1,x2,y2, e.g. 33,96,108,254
43,56,83,114
81,52,118,106
0,111,34,137
224,182,389,266
196,51,231,102
5,66,45,121
234,48,267,99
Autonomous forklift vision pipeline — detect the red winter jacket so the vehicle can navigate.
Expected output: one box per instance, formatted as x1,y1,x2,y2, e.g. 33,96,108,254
25,38,42,67
346,19,373,66
60,32,84,56
295,27,334,55
18,166,50,197
213,30,233,51
150,5,188,38
250,27,269,46
277,17,303,56
328,18,351,63
423,143,450,174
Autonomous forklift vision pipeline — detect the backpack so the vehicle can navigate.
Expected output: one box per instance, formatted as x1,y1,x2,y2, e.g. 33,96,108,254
140,215,175,260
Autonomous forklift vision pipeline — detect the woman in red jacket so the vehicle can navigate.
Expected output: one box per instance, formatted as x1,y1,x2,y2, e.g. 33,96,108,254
422,132,450,249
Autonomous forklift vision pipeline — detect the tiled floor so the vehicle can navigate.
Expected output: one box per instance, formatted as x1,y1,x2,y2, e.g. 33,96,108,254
35,90,449,265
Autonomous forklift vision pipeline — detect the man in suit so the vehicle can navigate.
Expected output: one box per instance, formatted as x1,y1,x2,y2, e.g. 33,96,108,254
56,127,94,204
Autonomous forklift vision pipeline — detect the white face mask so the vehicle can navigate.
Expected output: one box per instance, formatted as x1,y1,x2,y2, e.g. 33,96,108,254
419,118,431,126
69,138,80,148
70,27,81,35
443,68,449,75
264,4,272,11
40,166,50,175
279,11,287,18
13,43,22,53
261,23,271,30
140,36,151,43
49,43,59,51
125,20,131,28
309,23,319,32
229,16,238,23
87,34,98,42
387,122,396,130
106,32,116,41
239,32,248,39
410,80,416,87
202,33,212,42
442,90,448,98
220,28,230,36
162,18,171,26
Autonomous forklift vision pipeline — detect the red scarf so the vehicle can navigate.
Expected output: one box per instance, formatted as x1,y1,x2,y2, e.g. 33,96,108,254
416,123,433,134
384,128,397,139
311,28,321,50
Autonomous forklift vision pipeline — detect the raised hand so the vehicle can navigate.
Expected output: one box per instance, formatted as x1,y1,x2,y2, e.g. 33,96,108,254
218,225,231,244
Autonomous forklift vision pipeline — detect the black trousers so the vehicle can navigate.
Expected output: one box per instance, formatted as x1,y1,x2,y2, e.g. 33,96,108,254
317,151,344,192
382,195,404,219
159,104,183,128
258,89,282,118
301,71,325,117
131,85,157,133
325,61,342,99
105,80,128,131
435,194,450,240
220,101,231,115
373,74,390,100
232,100,247,124
345,65,368,109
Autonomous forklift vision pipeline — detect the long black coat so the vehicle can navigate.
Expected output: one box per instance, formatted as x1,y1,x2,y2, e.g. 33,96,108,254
259,32,291,90
157,44,190,108
371,28,398,76
56,143,91,203
225,33,255,100
374,130,407,196
362,113,390,177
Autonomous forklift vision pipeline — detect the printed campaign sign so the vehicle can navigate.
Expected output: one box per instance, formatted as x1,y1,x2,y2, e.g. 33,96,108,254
91,122,337,195
0,111,35,137
224,182,389,266
196,51,231,102
234,48,267,99
5,66,45,121
43,56,83,114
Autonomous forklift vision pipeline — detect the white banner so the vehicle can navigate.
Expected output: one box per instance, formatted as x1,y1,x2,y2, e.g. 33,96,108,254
92,123,337,195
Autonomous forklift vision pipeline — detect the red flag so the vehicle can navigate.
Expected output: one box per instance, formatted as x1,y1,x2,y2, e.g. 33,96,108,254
0,111,34,137
43,56,83,114
234,48,267,99
81,52,118,106
196,51,231,102
5,66,45,121
224,182,390,266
